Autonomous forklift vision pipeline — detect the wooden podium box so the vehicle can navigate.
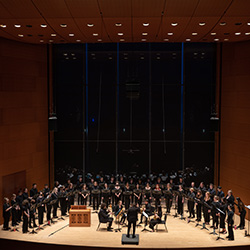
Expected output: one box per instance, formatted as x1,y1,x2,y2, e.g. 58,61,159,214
69,206,91,227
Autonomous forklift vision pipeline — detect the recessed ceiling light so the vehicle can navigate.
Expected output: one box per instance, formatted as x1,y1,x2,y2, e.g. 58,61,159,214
186,38,191,41
171,23,178,26
71,53,75,56
156,57,161,60
220,22,226,26
245,32,250,35
211,32,216,35
87,24,94,27
247,23,250,26
235,32,241,35
120,38,125,42
41,24,47,28
97,39,102,42
66,57,69,60
168,32,173,35
118,32,123,36
69,33,74,36
124,57,128,60
143,23,149,26
192,32,198,36
0,24,7,28
140,57,144,60
115,23,122,27
194,52,198,55
40,40,44,43
60,24,67,28
14,24,21,28
51,34,56,37
63,53,68,56
49,39,53,43
214,38,219,41
91,53,95,56
18,34,24,37
224,38,229,41
142,32,148,36
73,57,76,60
163,38,169,41
172,53,176,56
141,38,147,41
199,22,206,26
109,57,112,60
93,33,98,36
76,39,81,42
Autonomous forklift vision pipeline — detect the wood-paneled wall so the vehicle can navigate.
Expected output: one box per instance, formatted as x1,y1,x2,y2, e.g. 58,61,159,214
0,38,48,224
220,40,250,215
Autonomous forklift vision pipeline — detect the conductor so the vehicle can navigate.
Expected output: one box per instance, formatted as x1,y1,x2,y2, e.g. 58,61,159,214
126,203,140,238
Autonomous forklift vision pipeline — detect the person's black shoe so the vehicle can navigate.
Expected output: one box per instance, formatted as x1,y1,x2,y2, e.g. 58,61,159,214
240,227,244,230
126,235,130,238
107,228,113,232
132,235,136,238
228,239,234,241
29,225,33,228
53,216,58,218
188,216,191,218
33,224,38,228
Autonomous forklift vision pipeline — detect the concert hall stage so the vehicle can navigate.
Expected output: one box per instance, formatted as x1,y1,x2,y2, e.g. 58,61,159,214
0,207,249,250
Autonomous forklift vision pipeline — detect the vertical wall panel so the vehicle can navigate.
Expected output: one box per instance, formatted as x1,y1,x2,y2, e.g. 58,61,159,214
0,38,48,224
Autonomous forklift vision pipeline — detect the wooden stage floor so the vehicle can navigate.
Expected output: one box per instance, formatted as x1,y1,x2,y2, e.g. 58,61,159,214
0,206,250,249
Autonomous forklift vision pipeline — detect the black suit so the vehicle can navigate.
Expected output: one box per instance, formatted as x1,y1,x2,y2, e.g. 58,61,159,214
127,206,140,237
98,208,113,229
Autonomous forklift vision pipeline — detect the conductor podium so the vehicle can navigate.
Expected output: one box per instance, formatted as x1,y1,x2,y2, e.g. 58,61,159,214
69,205,91,227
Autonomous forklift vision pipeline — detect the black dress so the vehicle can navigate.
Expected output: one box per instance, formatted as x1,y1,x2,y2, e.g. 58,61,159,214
3,203,11,230
227,210,234,240
22,205,29,233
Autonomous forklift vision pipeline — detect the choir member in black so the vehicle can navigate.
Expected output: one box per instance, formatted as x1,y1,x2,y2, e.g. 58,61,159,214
126,203,140,238
65,179,71,190
92,181,100,211
98,203,113,231
164,183,173,214
80,184,89,206
133,184,142,206
29,199,37,228
77,177,83,205
198,182,206,196
11,194,18,227
129,179,135,203
140,199,153,224
176,185,184,216
22,187,29,201
153,184,162,208
219,197,227,234
109,176,115,205
101,183,111,206
144,183,152,203
22,199,30,233
149,205,162,232
169,178,174,189
36,192,45,227
114,200,126,224
30,183,38,198
16,189,23,222
226,204,234,241
226,190,235,212
208,183,216,198
124,182,131,210
99,177,105,190
195,190,203,222
178,177,185,188
3,198,12,230
211,195,220,229
51,187,58,218
217,186,224,201
114,182,122,205
54,180,60,188
236,197,246,230
43,184,50,197
187,188,195,218
88,178,94,206
203,191,212,225
190,182,196,191
58,186,67,216
66,183,74,212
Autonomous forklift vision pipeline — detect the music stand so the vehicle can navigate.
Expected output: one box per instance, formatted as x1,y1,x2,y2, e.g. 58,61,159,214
245,205,250,237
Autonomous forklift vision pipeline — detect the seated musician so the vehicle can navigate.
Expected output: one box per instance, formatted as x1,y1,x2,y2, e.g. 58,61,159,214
139,199,154,224
114,200,126,224
149,205,162,232
98,203,113,232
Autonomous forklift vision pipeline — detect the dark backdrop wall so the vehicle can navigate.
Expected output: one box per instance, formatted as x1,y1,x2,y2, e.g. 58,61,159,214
220,40,250,213
0,38,48,224
53,43,216,184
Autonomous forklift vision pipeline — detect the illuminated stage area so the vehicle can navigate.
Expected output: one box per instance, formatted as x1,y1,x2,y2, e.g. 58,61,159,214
1,206,249,250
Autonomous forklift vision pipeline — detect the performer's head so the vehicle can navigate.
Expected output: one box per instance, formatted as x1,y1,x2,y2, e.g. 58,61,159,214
145,199,149,204
118,200,122,206
190,188,194,193
101,203,107,210
4,197,9,204
209,183,214,190
32,183,37,189
227,190,232,196
214,195,219,202
205,191,210,198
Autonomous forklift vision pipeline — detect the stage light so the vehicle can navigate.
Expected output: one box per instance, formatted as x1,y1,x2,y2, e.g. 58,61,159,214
214,38,219,41
69,33,74,36
186,38,191,41
73,57,76,60
115,23,122,27
140,56,144,59
142,32,148,35
66,57,69,60
211,32,216,35
143,23,149,26
49,39,53,43
199,22,206,26
156,57,160,60
248,23,250,26
93,33,98,36
118,32,123,36
124,57,128,60
51,34,56,37
235,32,241,35
123,128,126,132
71,53,75,56
168,32,173,35
220,22,226,26
91,53,95,56
63,53,68,56
41,24,47,28
224,38,229,41
141,38,146,41
40,40,44,43
0,24,7,28
192,32,198,35
120,38,125,41
194,52,198,55
18,34,24,37
171,23,178,26
87,24,94,27
14,24,21,28
163,38,169,41
97,39,102,42
76,40,81,42
245,32,250,35
92,118,95,122
60,24,67,28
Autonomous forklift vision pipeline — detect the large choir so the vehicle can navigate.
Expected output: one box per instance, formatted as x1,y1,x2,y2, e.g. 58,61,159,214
2,174,247,241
